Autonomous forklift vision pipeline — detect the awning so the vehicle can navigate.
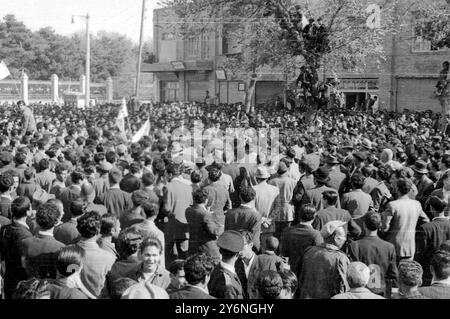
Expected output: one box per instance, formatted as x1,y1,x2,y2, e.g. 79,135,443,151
141,61,214,73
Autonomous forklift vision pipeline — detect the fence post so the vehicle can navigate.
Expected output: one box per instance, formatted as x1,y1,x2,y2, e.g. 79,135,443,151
21,72,29,104
106,77,113,102
51,74,59,103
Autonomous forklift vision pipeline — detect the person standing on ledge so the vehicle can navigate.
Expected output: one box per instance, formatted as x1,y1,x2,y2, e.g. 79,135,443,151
17,100,36,135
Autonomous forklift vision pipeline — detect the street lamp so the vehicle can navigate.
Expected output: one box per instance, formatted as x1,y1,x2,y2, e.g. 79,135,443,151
72,13,90,108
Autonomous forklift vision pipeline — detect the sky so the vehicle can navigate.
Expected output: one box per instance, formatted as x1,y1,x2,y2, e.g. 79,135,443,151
0,0,162,43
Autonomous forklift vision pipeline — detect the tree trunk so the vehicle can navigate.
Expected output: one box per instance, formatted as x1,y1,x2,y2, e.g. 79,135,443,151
245,79,256,113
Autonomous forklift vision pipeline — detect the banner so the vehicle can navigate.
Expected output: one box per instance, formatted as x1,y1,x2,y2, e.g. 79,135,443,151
116,97,128,132
0,61,10,80
131,119,150,143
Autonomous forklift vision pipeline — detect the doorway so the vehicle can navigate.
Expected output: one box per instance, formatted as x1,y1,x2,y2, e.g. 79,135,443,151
345,93,367,110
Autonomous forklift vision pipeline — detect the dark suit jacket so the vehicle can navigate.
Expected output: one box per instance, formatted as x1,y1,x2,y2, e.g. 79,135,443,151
185,205,221,260
0,221,33,298
225,205,262,251
0,196,12,219
20,233,65,279
280,224,323,270
60,185,82,222
98,188,133,219
170,285,216,299
204,181,231,225
208,263,244,299
54,219,81,245
419,283,450,299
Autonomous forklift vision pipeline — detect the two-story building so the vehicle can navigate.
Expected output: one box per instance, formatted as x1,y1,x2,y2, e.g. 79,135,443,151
144,3,449,112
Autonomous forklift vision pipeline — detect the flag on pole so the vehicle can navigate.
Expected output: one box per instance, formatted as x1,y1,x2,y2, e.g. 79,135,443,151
131,119,150,143
116,97,128,132
0,61,11,80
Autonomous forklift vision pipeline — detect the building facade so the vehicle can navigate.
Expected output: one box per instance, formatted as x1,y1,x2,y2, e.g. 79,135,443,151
146,4,449,112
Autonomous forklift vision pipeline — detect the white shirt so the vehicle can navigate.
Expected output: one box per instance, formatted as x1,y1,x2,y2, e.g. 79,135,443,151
220,261,236,275
443,188,450,203
431,277,450,286
38,229,54,237
243,253,256,278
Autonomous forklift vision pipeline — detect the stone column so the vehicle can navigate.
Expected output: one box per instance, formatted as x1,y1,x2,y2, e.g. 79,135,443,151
80,75,86,94
21,72,29,104
51,74,59,103
106,77,113,102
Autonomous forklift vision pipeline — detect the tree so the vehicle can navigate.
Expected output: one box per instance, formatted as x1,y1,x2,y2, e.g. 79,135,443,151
161,0,398,111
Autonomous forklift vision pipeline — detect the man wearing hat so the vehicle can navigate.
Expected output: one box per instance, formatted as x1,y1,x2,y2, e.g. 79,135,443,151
253,166,280,252
18,100,36,134
342,173,374,219
305,167,341,211
297,221,350,299
208,230,244,299
268,161,297,239
93,161,112,200
412,160,435,207
303,142,320,172
324,154,346,195
285,148,301,182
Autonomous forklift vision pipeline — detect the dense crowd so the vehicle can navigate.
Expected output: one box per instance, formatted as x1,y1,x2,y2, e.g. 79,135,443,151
0,98,450,299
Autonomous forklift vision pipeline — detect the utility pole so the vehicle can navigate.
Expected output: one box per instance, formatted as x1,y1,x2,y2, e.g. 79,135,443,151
135,0,147,104
86,13,90,108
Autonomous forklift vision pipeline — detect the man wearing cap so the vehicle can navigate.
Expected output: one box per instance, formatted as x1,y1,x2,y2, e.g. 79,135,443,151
303,142,320,172
225,185,262,251
18,100,36,134
208,230,244,299
342,173,374,219
325,154,346,195
92,161,112,200
304,166,341,211
412,160,435,207
268,161,296,239
60,171,85,222
331,262,384,299
253,166,280,252
297,221,350,299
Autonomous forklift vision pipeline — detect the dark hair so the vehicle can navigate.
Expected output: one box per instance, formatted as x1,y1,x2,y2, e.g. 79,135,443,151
131,190,149,206
219,247,238,260
36,203,60,230
167,163,181,176
265,236,279,251
431,250,450,281
120,176,141,193
168,259,185,275
184,253,214,285
70,171,84,185
129,162,142,174
239,185,256,203
398,260,423,287
142,173,155,186
190,171,202,184
14,152,26,165
70,199,85,218
141,200,159,219
110,278,138,299
299,204,316,222
322,191,338,206
55,163,68,175
0,173,14,193
364,211,382,231
397,178,412,195
278,268,298,295
56,245,85,277
11,196,31,219
100,213,118,236
208,167,221,182
117,228,143,259
193,188,208,204
139,237,163,254
351,173,365,189
429,196,447,214
13,279,50,299
77,211,102,239
105,151,117,164
258,270,282,299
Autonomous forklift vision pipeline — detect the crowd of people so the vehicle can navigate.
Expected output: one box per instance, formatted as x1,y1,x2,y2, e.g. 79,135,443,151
0,97,450,299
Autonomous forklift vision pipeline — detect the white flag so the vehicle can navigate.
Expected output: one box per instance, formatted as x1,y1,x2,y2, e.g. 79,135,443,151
131,119,150,143
117,97,128,119
0,61,10,80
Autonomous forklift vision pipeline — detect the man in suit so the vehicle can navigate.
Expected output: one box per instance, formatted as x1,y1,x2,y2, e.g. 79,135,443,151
0,173,15,219
162,163,193,263
419,250,450,299
18,100,36,134
325,154,346,195
119,189,148,229
76,211,116,297
313,191,361,239
20,202,65,279
342,173,374,219
348,211,398,298
225,185,262,252
54,199,84,245
60,170,84,222
208,230,244,299
98,168,133,219
170,253,216,299
412,160,435,207
35,159,56,193
0,196,33,299
280,204,323,271
415,196,450,286
203,167,231,227
185,188,221,263
268,161,296,239
382,178,430,262
305,166,341,211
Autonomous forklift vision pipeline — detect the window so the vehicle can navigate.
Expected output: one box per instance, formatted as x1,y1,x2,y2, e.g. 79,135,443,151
201,34,210,59
186,36,200,58
162,32,176,40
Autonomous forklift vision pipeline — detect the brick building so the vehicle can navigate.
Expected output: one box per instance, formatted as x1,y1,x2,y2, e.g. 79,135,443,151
144,4,449,112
